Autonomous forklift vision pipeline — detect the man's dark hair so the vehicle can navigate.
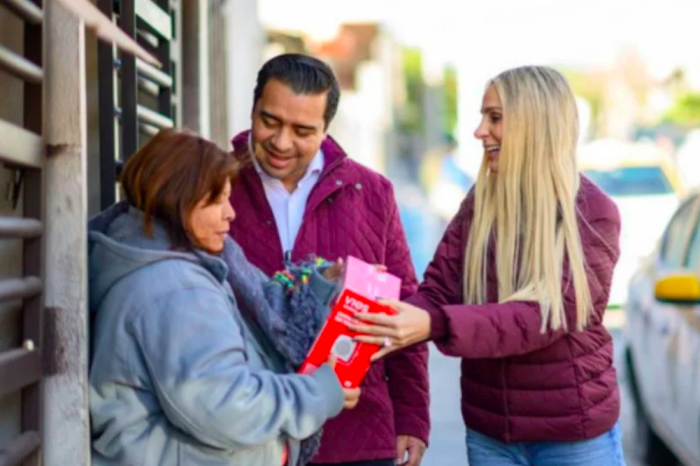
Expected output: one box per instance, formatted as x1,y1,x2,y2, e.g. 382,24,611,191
253,53,340,129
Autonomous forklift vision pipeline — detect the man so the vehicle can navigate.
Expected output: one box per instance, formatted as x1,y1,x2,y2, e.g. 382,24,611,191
229,53,430,466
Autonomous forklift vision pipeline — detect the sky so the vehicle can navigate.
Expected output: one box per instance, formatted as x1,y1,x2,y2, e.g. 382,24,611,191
258,0,700,173
258,0,700,81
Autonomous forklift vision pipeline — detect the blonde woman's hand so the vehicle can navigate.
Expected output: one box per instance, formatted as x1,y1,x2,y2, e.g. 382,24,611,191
349,299,432,361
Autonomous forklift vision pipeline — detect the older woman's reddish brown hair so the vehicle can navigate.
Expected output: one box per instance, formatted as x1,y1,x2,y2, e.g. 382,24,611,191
119,128,238,249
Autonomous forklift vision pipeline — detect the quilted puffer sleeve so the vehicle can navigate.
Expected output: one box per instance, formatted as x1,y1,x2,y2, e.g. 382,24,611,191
408,194,621,360
381,182,431,445
128,286,345,450
404,194,472,335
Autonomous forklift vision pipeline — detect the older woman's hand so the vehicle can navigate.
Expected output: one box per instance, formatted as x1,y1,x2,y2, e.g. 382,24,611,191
322,260,388,281
322,258,344,281
327,354,361,409
349,299,432,361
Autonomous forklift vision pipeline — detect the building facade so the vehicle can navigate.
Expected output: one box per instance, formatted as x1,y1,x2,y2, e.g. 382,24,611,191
0,0,261,464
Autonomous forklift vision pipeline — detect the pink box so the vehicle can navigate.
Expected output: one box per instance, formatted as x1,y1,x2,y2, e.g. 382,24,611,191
298,256,403,388
341,256,401,301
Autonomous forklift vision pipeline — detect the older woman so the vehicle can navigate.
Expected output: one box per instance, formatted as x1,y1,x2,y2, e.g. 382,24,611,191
88,128,358,466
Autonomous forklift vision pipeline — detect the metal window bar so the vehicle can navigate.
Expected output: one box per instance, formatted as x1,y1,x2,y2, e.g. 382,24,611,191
0,218,42,238
0,0,43,24
0,277,42,302
0,348,42,399
21,4,43,465
97,19,117,211
134,29,160,61
139,122,159,137
136,28,159,50
98,0,179,210
0,45,43,84
113,57,173,89
0,119,43,169
136,104,173,129
0,431,41,466
0,1,44,465
135,0,172,40
120,0,138,161
154,0,174,122
138,77,159,98
136,57,172,88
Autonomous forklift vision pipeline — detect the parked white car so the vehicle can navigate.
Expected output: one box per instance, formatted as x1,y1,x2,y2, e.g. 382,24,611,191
624,190,700,465
579,139,682,307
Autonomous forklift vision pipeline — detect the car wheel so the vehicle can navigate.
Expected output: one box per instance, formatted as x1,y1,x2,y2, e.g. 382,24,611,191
625,348,679,465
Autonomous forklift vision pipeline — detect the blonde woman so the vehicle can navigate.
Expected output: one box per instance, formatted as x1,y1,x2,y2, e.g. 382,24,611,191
352,66,625,465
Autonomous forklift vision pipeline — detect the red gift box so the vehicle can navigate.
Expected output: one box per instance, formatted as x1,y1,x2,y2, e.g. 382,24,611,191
298,257,401,388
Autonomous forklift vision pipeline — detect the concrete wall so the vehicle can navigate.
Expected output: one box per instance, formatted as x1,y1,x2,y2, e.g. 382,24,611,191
42,4,91,463
224,0,263,137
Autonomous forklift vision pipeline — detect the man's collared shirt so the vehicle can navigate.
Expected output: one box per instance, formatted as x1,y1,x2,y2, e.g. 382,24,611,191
251,149,324,257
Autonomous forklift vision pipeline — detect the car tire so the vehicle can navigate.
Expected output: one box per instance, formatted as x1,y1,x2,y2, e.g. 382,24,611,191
625,348,679,465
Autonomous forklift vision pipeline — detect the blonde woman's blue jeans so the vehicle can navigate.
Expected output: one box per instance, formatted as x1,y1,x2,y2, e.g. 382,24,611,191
466,422,626,466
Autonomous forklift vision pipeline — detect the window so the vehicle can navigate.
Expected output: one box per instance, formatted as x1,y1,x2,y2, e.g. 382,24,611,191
685,200,700,272
584,166,674,197
96,0,181,211
0,1,44,463
661,196,700,268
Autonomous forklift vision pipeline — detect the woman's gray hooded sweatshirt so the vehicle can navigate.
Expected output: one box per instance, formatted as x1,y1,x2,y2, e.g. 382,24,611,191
88,202,343,466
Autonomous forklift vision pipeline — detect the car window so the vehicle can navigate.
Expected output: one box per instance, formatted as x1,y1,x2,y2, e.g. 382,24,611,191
685,201,700,272
660,196,700,268
583,166,674,197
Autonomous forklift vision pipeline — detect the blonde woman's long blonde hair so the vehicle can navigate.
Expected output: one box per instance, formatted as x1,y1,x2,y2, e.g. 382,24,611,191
463,66,592,332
